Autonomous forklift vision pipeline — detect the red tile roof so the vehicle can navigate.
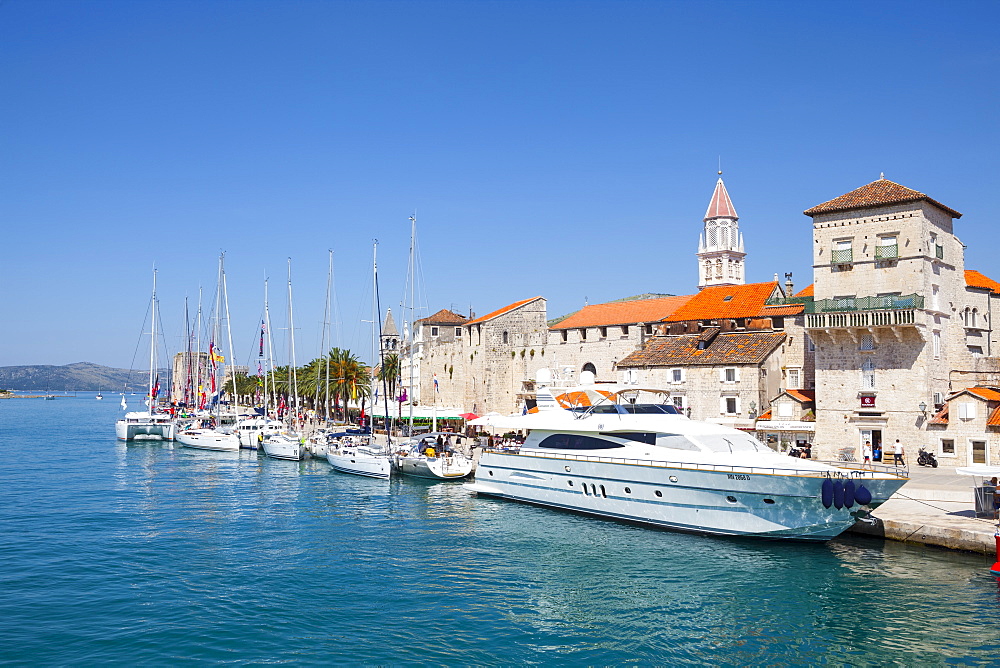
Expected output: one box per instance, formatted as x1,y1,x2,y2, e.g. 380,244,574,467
795,284,814,297
761,304,806,316
804,178,962,219
966,387,1000,402
988,405,1000,428
705,178,738,219
416,309,468,325
786,389,815,403
966,270,1000,295
465,297,543,326
618,331,786,367
551,295,693,330
757,409,773,421
928,404,948,425
663,282,781,322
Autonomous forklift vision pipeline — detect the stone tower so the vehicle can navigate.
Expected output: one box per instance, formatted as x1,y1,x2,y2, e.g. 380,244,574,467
697,174,746,289
380,308,400,357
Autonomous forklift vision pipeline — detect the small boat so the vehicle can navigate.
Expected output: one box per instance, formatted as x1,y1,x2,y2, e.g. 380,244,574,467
96,392,104,400
466,386,908,541
393,432,475,480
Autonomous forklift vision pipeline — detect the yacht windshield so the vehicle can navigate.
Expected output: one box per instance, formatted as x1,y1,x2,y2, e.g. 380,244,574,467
621,404,680,414
693,433,766,453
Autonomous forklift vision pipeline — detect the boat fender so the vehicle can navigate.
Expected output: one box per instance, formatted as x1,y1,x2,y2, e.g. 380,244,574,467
821,478,833,509
843,480,856,508
832,480,844,510
855,485,873,506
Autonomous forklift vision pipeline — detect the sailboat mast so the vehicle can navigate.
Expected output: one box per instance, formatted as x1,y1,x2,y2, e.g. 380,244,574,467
408,215,416,428
149,267,157,415
374,241,392,446
318,250,333,421
287,259,299,428
264,277,277,415
221,260,239,421
195,287,203,411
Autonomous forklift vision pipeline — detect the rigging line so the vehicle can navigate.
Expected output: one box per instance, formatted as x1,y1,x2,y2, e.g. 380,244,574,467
893,492,1000,526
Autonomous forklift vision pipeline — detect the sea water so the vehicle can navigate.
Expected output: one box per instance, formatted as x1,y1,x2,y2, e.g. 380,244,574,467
1,395,998,665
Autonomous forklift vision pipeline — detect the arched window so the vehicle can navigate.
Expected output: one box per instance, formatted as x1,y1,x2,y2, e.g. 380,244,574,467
715,259,723,278
972,308,978,328
502,331,508,344
582,362,596,375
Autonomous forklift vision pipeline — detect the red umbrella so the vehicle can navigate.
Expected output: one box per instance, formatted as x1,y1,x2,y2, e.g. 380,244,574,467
459,412,479,420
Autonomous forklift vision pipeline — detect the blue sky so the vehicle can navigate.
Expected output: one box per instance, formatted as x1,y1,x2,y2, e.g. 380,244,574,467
2,0,998,370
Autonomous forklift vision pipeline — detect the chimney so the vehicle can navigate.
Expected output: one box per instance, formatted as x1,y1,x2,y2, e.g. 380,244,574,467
784,272,794,297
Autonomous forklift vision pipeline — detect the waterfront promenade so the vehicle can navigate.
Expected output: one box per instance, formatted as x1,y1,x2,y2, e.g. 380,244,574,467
850,466,1000,554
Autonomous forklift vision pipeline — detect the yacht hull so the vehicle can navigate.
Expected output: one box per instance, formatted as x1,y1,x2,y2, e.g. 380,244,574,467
262,436,306,461
327,451,391,479
116,418,175,441
467,451,907,540
176,429,240,452
395,454,474,480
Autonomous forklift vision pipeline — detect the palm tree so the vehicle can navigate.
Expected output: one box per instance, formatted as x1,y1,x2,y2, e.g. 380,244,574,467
328,348,371,422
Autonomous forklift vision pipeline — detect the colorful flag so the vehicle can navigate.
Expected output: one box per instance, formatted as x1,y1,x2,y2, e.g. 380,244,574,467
259,321,265,357
433,374,439,393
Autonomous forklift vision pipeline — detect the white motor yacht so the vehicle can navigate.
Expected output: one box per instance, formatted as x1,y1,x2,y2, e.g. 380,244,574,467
465,387,908,541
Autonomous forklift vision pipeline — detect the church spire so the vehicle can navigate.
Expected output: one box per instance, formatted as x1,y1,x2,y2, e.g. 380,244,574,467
696,174,746,290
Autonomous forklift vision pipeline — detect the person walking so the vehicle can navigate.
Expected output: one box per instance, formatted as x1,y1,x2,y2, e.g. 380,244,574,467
892,439,905,466
862,441,873,468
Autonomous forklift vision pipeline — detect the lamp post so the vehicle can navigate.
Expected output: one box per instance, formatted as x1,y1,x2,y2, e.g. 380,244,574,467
919,401,928,417
749,401,757,420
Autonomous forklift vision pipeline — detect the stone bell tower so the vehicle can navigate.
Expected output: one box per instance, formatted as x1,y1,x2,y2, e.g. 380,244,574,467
697,173,746,289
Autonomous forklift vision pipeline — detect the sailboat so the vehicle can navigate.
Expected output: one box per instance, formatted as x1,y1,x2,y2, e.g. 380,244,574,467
96,391,104,400
262,259,307,461
327,241,393,479
391,216,474,480
116,269,176,441
176,254,241,452
236,278,284,449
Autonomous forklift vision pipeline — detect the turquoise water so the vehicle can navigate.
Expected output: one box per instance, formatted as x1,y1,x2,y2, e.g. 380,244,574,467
1,396,999,665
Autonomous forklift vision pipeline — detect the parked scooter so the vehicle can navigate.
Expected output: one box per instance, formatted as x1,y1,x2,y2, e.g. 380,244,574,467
917,447,939,468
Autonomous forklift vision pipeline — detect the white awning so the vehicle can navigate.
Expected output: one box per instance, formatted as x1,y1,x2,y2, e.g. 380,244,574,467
754,420,816,432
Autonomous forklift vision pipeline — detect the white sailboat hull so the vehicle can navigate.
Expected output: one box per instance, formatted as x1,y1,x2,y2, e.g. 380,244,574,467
176,428,240,452
262,435,306,461
327,450,391,479
395,453,474,480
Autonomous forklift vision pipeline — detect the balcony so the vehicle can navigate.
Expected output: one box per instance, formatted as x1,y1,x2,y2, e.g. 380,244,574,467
874,244,899,260
805,293,924,330
831,248,853,264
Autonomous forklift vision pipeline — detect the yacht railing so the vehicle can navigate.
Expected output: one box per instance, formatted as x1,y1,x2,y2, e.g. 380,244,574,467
483,448,909,480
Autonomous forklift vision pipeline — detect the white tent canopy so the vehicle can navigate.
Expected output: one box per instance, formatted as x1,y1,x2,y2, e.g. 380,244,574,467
370,404,466,420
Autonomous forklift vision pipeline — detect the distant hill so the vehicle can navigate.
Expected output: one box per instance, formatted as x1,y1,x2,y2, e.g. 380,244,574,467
0,362,170,392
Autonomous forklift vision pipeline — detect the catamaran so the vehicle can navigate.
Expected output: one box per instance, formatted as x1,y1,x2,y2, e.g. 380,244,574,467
116,269,175,441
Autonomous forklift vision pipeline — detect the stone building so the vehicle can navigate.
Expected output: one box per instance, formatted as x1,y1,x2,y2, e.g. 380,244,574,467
802,177,1000,464
926,387,1000,467
617,280,812,429
546,294,692,384
400,308,468,407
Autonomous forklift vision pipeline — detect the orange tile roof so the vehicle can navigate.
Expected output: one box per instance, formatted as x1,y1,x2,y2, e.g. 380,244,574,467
966,387,1000,402
757,409,773,421
928,404,949,425
416,309,468,325
618,331,786,367
804,178,962,219
795,284,814,297
988,405,1000,428
761,304,805,316
663,282,780,322
465,297,543,326
786,389,815,403
966,270,1000,295
552,295,694,330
